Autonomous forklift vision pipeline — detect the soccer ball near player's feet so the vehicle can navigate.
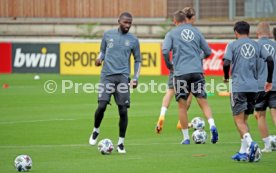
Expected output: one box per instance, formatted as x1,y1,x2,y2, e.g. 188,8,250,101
192,129,208,144
191,117,205,130
98,139,114,155
14,155,32,172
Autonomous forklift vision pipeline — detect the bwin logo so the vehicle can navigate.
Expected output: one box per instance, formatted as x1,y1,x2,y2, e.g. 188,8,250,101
14,47,57,68
181,29,194,42
263,44,275,57
241,43,255,59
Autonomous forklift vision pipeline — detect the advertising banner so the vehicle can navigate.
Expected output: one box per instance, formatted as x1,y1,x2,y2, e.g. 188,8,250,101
12,43,60,73
61,42,162,75
203,43,227,76
60,43,101,75
0,41,228,76
0,43,12,73
131,43,161,75
161,43,227,76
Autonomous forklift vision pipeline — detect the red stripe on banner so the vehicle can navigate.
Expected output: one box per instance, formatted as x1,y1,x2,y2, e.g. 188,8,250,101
203,43,227,76
160,46,172,76
161,42,227,76
0,43,12,73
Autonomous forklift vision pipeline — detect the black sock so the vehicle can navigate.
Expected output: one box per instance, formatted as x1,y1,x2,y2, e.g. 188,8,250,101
118,105,128,138
94,101,108,128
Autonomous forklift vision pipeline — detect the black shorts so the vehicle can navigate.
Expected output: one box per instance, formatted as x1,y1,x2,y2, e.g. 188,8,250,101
255,91,276,111
230,92,257,115
167,71,174,89
173,73,206,101
98,74,130,107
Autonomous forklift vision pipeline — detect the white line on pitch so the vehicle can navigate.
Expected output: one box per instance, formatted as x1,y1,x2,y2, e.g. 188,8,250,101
0,118,76,125
0,144,88,149
0,141,242,149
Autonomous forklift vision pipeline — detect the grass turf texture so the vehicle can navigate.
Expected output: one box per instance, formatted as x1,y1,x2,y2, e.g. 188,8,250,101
0,74,275,173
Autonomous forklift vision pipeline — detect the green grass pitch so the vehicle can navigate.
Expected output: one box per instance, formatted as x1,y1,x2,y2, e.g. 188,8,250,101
0,74,275,173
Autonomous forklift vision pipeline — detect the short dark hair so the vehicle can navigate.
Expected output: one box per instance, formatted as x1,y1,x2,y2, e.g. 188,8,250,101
173,10,186,23
273,27,276,40
182,7,195,19
119,12,132,19
234,21,250,35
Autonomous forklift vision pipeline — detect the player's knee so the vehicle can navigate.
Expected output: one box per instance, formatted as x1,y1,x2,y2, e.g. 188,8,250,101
118,105,128,117
97,101,108,112
255,111,266,118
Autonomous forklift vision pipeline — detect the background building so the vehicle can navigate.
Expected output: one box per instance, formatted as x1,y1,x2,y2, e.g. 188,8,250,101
1,0,276,19
0,0,275,39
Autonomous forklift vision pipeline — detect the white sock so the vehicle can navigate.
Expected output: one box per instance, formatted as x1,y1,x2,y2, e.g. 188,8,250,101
160,106,167,117
243,133,253,146
118,137,124,145
208,118,215,129
263,136,271,149
93,127,100,133
181,129,189,140
239,138,248,154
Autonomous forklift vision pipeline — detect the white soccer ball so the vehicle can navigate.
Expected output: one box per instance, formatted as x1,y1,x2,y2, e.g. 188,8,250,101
191,117,205,130
33,75,40,80
192,129,207,144
14,155,32,172
270,135,276,150
98,138,114,155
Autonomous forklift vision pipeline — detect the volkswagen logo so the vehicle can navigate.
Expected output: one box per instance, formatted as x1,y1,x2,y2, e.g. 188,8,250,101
263,44,275,57
181,29,195,42
241,43,255,59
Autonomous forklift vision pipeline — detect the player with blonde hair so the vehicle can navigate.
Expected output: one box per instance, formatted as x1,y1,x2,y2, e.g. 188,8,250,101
162,10,218,144
156,7,196,133
255,22,276,152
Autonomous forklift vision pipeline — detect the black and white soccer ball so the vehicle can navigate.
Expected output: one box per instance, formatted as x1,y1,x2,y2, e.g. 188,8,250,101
192,129,207,144
14,155,32,172
98,138,114,155
191,117,205,130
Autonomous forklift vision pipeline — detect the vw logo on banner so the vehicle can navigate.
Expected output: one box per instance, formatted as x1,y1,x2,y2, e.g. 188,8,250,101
263,44,275,57
181,29,194,42
241,43,255,59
